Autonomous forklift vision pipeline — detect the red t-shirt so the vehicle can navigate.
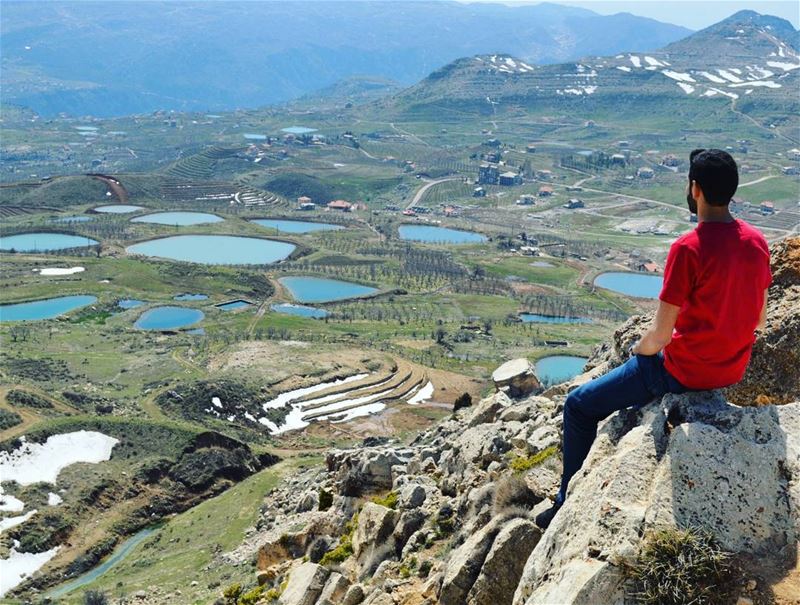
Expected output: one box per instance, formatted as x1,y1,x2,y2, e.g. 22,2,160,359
659,218,772,389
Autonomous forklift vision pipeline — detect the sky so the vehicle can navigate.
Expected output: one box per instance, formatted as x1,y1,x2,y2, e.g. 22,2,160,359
458,1,800,30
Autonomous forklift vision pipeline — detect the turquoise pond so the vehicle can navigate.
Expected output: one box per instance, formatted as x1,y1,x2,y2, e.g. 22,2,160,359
398,225,487,244
271,303,328,318
134,306,204,330
93,205,144,214
51,215,94,223
131,212,224,226
174,293,208,301
535,356,588,386
0,232,99,252
0,295,97,322
243,133,267,140
279,276,378,303
281,126,317,134
46,528,157,599
251,219,343,233
217,300,252,311
126,235,296,265
593,272,663,299
520,313,592,324
118,299,145,310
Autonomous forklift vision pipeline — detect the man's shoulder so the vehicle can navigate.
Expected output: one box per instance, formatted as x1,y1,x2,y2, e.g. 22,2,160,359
671,229,699,251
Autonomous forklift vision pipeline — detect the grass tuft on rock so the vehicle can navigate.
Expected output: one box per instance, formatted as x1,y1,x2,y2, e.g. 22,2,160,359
619,526,737,605
509,445,558,474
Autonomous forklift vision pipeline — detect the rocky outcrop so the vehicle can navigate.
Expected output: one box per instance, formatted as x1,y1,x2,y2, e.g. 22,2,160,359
233,237,799,605
492,358,541,397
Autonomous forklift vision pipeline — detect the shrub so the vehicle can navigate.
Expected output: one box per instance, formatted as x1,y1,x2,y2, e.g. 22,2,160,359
0,409,23,430
418,559,433,578
238,585,264,605
618,527,737,605
453,392,473,412
433,505,455,538
509,445,558,474
223,583,242,604
493,475,539,514
6,389,53,409
83,590,108,605
320,512,359,566
399,556,417,578
318,487,333,511
371,491,398,509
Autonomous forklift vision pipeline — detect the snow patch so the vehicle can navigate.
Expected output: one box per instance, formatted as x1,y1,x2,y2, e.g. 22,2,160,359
0,510,37,532
662,70,696,83
677,82,695,94
37,267,85,276
616,66,631,72
262,374,368,410
0,546,60,597
0,431,119,486
644,56,664,67
730,80,781,88
0,488,25,513
766,61,800,72
717,69,743,83
408,381,434,405
629,56,641,68
699,71,726,84
47,492,63,506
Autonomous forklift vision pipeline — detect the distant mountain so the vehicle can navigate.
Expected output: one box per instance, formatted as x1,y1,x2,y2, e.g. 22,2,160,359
0,1,691,117
382,10,799,119
290,76,403,109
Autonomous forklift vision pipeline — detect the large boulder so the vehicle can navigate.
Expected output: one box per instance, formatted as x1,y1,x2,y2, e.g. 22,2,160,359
439,518,505,605
513,392,800,604
492,359,541,398
278,562,330,605
467,518,542,605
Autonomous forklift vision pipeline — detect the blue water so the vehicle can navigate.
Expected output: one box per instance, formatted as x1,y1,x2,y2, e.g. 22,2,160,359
271,303,329,318
243,133,267,140
131,212,224,226
187,328,206,335
134,306,204,330
281,126,317,134
45,528,157,599
126,235,296,265
594,272,663,299
217,300,252,311
0,232,99,252
93,205,144,214
535,355,588,386
52,215,94,223
398,225,487,244
174,293,208,301
0,295,97,322
520,313,593,324
280,276,378,303
74,126,98,131
251,219,342,233
118,299,145,309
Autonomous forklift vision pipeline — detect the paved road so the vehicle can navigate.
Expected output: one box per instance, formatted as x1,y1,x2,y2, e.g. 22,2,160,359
406,177,462,210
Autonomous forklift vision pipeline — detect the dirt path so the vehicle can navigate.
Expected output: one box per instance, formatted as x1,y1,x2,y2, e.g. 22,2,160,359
89,174,129,205
0,385,81,440
406,177,461,210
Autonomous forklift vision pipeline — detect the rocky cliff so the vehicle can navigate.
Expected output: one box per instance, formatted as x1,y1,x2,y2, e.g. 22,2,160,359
226,237,800,605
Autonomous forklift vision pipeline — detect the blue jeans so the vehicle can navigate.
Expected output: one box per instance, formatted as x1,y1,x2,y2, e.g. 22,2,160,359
555,351,691,505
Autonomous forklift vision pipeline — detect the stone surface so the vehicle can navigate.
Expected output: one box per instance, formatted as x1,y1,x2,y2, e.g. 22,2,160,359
439,519,504,605
341,584,366,605
317,571,351,605
468,518,541,605
399,483,426,509
492,359,542,397
278,562,330,605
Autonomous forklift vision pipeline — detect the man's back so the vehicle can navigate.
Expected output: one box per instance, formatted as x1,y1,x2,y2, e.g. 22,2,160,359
660,218,772,389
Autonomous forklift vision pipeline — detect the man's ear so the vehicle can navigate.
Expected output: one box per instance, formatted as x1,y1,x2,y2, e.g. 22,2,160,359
691,181,704,204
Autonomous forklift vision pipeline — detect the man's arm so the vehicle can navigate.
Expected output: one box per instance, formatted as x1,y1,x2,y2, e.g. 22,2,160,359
756,288,768,331
631,300,681,355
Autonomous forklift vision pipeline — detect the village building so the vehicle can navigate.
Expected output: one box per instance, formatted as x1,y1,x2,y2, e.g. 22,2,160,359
781,166,799,176
788,148,800,161
499,171,522,186
662,154,680,167
637,261,661,273
519,245,540,256
482,151,501,163
526,144,537,153
298,202,316,211
515,194,536,206
297,195,313,205
618,140,630,148
327,200,353,212
637,167,655,179
538,186,554,197
484,138,501,147
478,163,500,185
760,201,775,215
563,198,584,209
536,169,553,181
610,153,627,165
473,186,486,197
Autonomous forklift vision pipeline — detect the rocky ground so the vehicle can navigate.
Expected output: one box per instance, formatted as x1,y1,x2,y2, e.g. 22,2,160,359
120,238,800,605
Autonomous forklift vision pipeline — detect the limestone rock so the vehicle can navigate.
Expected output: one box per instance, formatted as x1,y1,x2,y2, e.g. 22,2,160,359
468,518,541,605
317,571,350,605
525,425,559,455
492,359,541,398
399,483,426,509
440,519,504,605
468,391,512,426
342,584,366,605
278,562,329,605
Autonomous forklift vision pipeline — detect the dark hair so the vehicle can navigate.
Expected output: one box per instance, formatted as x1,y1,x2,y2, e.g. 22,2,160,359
688,148,738,206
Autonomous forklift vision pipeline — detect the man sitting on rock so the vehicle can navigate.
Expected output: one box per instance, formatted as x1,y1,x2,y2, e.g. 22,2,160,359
535,148,772,530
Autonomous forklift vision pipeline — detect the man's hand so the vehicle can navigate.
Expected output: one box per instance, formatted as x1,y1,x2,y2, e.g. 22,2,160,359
631,300,681,356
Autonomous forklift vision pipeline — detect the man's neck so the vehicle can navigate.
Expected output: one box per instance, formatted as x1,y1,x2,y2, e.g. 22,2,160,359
697,204,734,223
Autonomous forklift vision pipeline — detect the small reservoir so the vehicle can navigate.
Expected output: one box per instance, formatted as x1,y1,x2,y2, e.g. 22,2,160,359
131,212,224,226
271,303,329,318
126,235,296,265
398,225,486,244
134,306,204,330
216,300,252,311
0,295,98,322
93,205,144,214
0,233,98,252
279,276,378,303
535,355,587,386
520,313,592,324
593,272,663,299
